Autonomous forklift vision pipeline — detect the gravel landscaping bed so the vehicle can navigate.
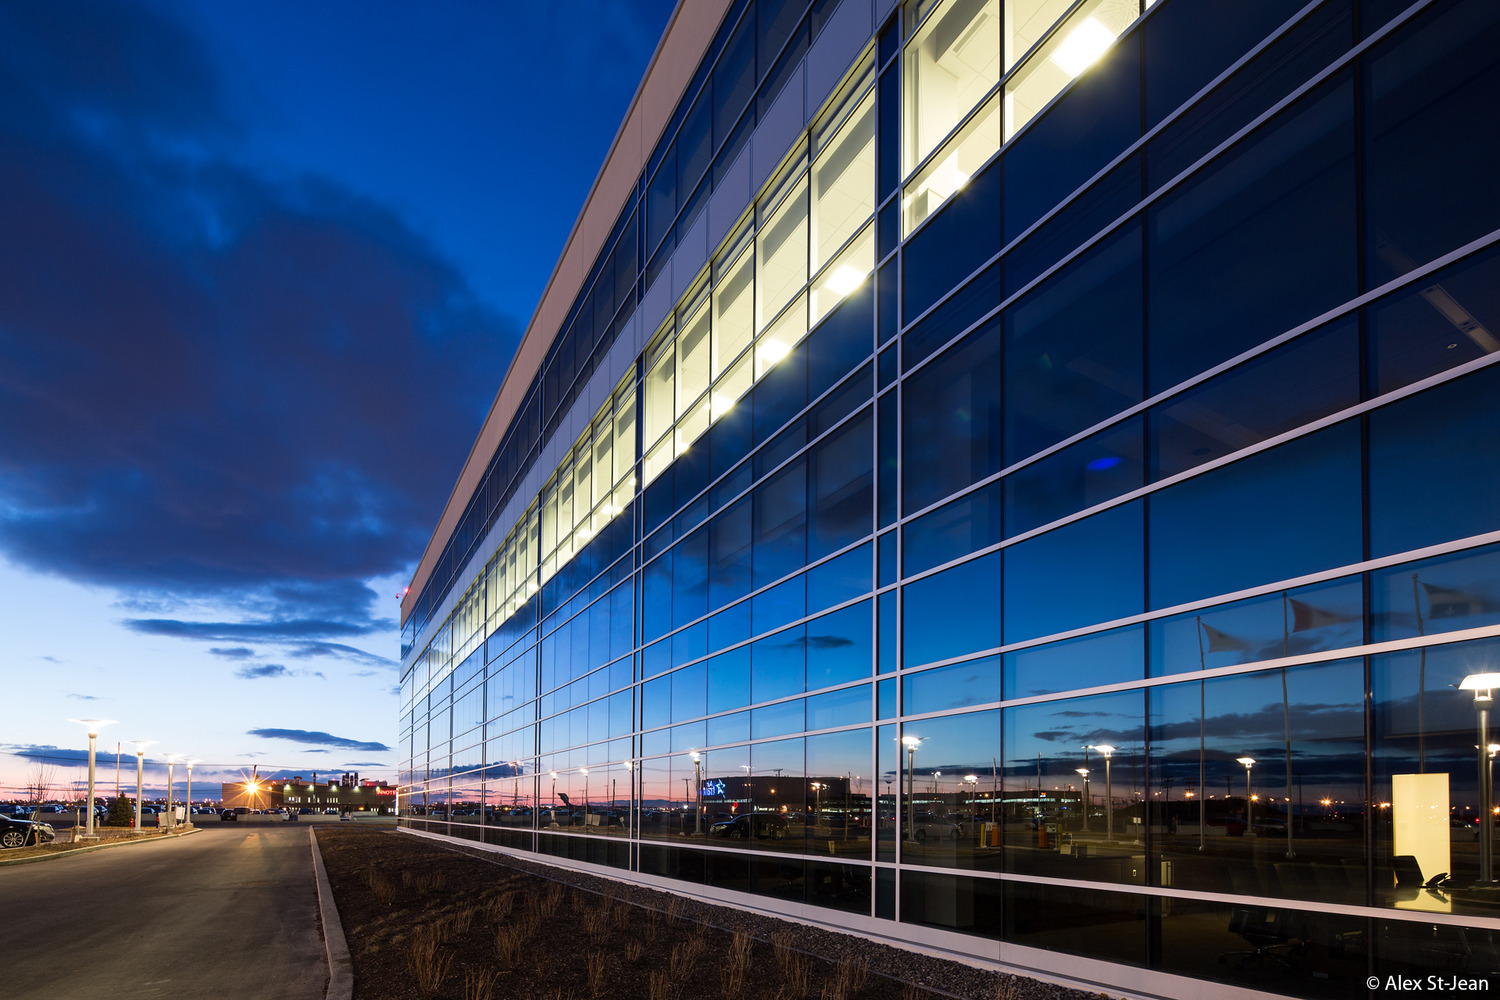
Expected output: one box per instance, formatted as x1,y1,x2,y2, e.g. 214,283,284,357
317,827,1117,1000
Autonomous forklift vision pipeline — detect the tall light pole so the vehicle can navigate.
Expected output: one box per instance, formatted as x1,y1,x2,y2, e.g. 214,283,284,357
1237,757,1256,833
68,719,116,839
163,754,182,831
1461,673,1500,885
550,770,558,823
811,781,826,822
579,767,589,823
741,764,753,813
964,774,978,827
129,740,156,833
1075,768,1091,831
690,751,703,835
184,759,198,828
901,735,924,842
1090,745,1116,839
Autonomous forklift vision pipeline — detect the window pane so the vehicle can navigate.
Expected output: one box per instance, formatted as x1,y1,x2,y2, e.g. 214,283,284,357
903,550,1003,668
812,93,876,272
645,343,675,450
1003,624,1142,699
715,14,755,144
810,224,875,326
906,0,1001,175
904,93,1000,234
1147,75,1356,395
758,177,810,332
1367,245,1500,398
1364,0,1500,285
1370,543,1500,645
1148,422,1363,610
1003,0,1138,140
714,248,754,378
903,316,1003,513
1004,500,1143,644
677,304,711,415
1003,416,1143,539
1368,364,1500,558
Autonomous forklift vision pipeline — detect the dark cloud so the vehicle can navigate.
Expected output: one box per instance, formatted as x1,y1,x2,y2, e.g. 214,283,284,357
235,664,289,679
247,728,391,752
342,761,388,767
67,693,101,701
209,646,256,660
0,0,517,625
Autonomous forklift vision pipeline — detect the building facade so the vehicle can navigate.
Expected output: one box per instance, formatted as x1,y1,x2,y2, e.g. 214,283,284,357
222,773,394,813
398,0,1500,995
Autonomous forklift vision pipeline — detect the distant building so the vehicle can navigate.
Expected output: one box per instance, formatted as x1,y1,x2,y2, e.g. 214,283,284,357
221,771,394,813
397,0,1500,996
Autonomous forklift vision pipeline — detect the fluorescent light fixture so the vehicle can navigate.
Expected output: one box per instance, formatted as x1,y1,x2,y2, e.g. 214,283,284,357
1050,17,1116,78
758,339,791,364
824,264,868,296
919,156,969,206
711,392,736,416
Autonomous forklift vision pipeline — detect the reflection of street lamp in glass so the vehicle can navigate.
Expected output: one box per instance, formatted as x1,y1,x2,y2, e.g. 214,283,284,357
690,751,703,835
811,781,826,820
128,740,157,833
550,770,558,820
1075,769,1091,831
579,768,589,822
184,759,198,828
1461,673,1500,884
741,764,753,813
1237,757,1256,832
901,735,924,842
1089,745,1116,838
964,774,978,821
68,719,116,839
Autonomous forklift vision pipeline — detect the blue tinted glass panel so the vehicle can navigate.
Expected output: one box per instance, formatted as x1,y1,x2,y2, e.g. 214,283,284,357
752,624,806,702
1003,625,1144,699
902,550,1002,668
1367,245,1500,397
807,541,873,613
707,645,752,715
753,574,807,636
1371,543,1500,644
903,317,1002,513
904,478,1002,579
807,685,870,729
1149,422,1362,609
1002,155,1141,297
904,655,1001,715
806,600,872,689
1368,364,1500,557
1150,317,1359,481
647,152,676,253
1005,417,1144,539
751,698,806,739
1004,500,1144,644
754,456,808,587
1147,75,1356,394
671,662,708,723
715,15,756,144
809,409,873,561
1364,0,1500,285
1004,223,1143,463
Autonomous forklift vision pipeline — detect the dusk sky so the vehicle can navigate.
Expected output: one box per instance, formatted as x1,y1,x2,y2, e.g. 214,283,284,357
0,0,677,798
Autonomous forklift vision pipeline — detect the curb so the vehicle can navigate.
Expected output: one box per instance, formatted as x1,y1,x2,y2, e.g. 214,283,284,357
309,827,354,1000
0,825,203,867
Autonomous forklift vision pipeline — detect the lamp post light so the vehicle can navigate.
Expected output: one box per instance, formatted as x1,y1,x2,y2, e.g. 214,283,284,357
964,774,979,825
1460,673,1500,885
1089,745,1116,838
690,751,703,835
129,740,156,833
1237,757,1257,833
67,719,116,840
1076,768,1091,831
811,781,826,822
550,771,558,824
901,735,924,842
162,754,182,831
184,759,198,828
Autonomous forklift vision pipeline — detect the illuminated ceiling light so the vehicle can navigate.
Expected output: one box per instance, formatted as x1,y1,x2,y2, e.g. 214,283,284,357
919,156,968,206
711,392,736,416
1050,17,1116,78
758,339,791,364
823,264,867,296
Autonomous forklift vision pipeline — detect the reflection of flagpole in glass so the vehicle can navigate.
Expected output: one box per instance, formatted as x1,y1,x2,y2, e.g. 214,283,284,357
991,757,998,827
1280,594,1296,859
1196,619,1207,852
1413,573,1427,773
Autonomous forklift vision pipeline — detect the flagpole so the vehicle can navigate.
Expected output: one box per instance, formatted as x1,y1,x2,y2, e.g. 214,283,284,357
1197,618,1207,852
1413,573,1427,773
1281,665,1295,859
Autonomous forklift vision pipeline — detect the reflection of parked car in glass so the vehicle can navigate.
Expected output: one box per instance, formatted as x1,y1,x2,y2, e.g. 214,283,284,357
220,809,238,821
911,812,960,841
709,813,789,840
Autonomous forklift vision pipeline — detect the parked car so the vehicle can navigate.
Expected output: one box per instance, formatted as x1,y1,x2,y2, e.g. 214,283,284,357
0,814,56,849
709,813,790,840
220,809,238,821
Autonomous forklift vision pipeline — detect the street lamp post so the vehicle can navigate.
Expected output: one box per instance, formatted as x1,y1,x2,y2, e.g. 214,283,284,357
1461,673,1500,885
1237,757,1257,833
579,768,589,825
129,740,156,833
901,735,924,842
550,771,558,824
184,759,198,828
964,774,978,828
741,764,753,813
162,754,181,831
1090,745,1117,839
1075,768,1091,832
68,719,116,839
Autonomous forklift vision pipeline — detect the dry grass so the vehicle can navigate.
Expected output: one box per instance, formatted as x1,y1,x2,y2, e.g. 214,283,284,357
649,968,675,1000
403,924,453,997
719,929,754,997
624,937,646,963
485,889,515,926
586,949,609,998
462,965,498,1000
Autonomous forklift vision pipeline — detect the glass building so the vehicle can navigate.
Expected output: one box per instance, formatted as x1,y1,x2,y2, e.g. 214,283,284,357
397,0,1500,995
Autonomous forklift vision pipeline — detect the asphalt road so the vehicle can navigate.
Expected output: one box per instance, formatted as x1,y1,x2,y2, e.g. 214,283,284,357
1,825,326,1000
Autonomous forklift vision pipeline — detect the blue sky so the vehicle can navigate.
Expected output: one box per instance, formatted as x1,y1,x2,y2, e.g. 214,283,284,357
0,0,676,797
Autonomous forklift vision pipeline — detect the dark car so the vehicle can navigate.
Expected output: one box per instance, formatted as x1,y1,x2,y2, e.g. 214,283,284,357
0,814,56,849
219,808,238,821
709,813,790,840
